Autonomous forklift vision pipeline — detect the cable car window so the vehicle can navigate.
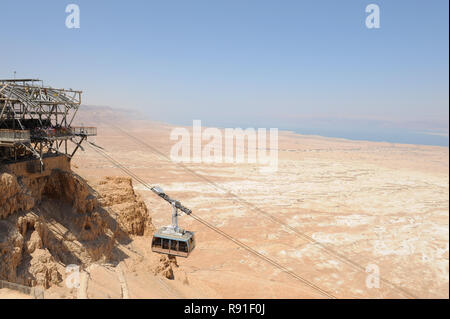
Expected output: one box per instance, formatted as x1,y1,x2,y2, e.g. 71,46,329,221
170,240,178,250
152,237,162,248
162,239,169,249
179,241,188,252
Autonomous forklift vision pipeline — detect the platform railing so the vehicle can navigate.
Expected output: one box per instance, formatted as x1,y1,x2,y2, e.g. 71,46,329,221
71,126,97,136
31,127,72,139
0,129,31,143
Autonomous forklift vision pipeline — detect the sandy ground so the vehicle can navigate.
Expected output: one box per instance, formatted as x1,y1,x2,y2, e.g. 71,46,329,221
0,288,33,299
66,112,449,299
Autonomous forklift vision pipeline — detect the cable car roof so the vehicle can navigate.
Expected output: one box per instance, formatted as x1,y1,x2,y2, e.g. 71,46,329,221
153,227,195,241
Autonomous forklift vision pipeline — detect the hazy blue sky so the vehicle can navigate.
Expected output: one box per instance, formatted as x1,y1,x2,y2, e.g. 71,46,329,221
0,1,448,144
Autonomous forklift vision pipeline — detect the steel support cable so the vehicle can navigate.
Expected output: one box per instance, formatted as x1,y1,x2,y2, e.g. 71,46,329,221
86,142,337,299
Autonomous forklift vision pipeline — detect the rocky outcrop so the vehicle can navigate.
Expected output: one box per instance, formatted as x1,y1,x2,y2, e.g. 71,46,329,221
94,177,154,236
0,221,24,282
19,248,63,289
152,255,178,280
0,169,155,289
0,173,35,219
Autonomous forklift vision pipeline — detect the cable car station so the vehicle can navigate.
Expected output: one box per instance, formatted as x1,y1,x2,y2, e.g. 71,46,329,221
0,79,96,171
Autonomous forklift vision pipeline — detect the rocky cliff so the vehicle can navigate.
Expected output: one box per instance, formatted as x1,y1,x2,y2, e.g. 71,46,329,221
0,167,160,289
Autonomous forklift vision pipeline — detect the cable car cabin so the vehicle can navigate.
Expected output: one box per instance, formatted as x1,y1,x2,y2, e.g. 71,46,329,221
151,227,196,258
149,187,195,258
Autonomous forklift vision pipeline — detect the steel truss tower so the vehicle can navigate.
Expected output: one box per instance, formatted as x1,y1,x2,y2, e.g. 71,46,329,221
0,79,96,168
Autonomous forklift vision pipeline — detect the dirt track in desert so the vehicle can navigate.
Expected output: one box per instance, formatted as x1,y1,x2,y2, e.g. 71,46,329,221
71,110,449,299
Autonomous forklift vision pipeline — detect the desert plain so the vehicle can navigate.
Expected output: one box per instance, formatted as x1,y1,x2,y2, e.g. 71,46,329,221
59,107,449,299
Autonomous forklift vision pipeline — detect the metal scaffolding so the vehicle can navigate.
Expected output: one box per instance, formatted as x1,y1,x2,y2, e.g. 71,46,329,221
0,79,96,166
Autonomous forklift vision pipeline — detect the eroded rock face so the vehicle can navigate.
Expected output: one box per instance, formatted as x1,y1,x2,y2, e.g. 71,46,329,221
152,255,178,280
94,177,154,236
43,171,97,214
0,170,155,289
19,248,63,289
0,222,24,282
0,173,35,219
